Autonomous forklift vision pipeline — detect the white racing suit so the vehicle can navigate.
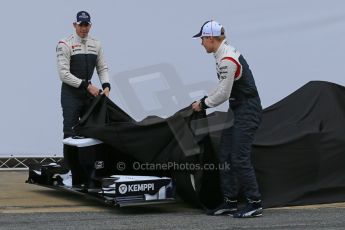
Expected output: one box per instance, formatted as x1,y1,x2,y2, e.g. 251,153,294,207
200,39,262,200
56,34,111,138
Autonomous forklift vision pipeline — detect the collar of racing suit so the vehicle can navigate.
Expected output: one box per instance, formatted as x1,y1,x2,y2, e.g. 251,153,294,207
213,39,227,61
75,33,88,44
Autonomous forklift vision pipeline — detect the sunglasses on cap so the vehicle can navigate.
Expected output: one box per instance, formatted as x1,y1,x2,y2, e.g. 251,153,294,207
76,22,91,27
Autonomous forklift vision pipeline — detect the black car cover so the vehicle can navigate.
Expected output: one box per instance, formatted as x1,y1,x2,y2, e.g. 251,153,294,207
252,81,345,207
74,96,226,208
75,81,345,208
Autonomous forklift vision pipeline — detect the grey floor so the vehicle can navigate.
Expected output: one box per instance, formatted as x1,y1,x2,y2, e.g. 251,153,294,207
1,204,345,230
1,171,345,230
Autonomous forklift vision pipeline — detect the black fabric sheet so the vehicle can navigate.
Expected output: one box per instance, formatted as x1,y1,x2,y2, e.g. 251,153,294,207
75,81,345,208
252,81,345,207
74,96,225,208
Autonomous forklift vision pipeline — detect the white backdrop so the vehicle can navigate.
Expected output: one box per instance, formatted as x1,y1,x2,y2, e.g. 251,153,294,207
0,0,344,157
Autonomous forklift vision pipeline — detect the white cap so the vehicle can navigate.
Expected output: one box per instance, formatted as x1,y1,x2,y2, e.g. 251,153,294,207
192,20,224,38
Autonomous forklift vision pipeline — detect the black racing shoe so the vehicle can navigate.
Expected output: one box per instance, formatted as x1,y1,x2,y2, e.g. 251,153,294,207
233,199,263,218
206,198,238,215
